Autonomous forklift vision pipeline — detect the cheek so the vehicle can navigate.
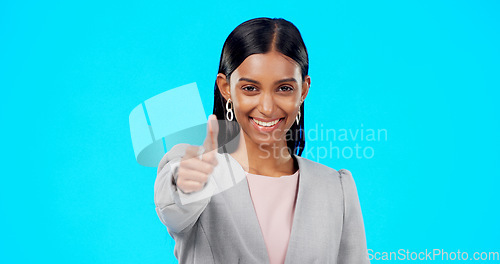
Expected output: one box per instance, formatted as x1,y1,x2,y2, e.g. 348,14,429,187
231,102,253,124
282,102,301,123
277,99,300,114
232,96,257,115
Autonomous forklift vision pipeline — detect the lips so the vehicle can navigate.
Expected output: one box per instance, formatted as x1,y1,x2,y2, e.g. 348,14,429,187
251,117,281,127
249,116,284,132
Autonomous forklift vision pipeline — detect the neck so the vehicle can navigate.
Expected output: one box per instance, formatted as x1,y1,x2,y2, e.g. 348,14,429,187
229,128,298,177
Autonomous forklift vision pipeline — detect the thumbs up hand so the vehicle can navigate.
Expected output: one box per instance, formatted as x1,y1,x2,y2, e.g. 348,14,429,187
176,115,219,194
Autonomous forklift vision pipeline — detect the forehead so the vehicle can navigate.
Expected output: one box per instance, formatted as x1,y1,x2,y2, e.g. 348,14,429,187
231,51,301,81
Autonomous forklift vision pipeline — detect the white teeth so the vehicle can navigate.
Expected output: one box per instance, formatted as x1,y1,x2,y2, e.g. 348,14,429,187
252,118,280,127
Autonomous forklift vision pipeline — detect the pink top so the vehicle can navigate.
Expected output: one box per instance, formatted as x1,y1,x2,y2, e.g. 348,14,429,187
245,169,300,264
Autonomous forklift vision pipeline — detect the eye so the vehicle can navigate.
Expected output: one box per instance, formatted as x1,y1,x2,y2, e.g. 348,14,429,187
278,85,294,92
242,86,257,92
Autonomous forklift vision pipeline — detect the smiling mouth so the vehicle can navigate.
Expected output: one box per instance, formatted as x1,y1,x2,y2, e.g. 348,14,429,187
249,117,284,128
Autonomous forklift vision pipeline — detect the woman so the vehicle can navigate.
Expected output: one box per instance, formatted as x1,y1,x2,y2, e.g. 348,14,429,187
154,17,369,264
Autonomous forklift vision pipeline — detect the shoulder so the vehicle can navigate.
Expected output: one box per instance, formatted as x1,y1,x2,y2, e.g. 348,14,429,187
295,155,356,188
295,155,351,177
337,168,354,184
295,155,336,174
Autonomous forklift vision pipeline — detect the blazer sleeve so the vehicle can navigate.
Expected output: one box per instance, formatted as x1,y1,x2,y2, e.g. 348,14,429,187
154,143,212,234
337,169,370,264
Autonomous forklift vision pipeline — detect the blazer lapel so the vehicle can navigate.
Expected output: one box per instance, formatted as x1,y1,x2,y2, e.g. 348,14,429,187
221,153,270,263
284,155,324,263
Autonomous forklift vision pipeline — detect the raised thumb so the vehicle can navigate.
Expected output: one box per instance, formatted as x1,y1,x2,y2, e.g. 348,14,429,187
203,114,219,151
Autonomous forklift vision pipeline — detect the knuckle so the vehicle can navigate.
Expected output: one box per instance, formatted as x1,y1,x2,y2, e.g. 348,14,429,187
187,182,200,193
206,164,215,174
195,181,204,189
184,146,199,157
199,173,209,183
186,145,198,152
205,164,216,175
202,152,217,164
177,166,184,176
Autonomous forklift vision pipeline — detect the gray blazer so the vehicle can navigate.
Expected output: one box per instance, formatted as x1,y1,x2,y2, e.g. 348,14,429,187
154,144,369,264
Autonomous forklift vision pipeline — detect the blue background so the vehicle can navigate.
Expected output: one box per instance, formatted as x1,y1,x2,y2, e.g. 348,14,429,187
1,0,499,263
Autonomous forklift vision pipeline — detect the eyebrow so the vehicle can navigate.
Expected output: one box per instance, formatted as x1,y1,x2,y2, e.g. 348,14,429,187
237,77,298,85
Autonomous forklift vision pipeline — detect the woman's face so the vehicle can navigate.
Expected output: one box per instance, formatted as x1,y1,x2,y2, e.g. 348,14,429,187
217,51,310,148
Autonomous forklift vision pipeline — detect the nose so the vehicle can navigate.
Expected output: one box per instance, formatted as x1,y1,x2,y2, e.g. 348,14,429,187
258,92,275,117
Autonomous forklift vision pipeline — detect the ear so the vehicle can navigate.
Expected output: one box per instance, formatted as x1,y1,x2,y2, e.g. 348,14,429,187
301,75,311,103
216,73,231,101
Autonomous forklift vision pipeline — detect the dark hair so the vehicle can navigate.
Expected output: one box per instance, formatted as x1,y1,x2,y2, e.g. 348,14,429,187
212,17,308,156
